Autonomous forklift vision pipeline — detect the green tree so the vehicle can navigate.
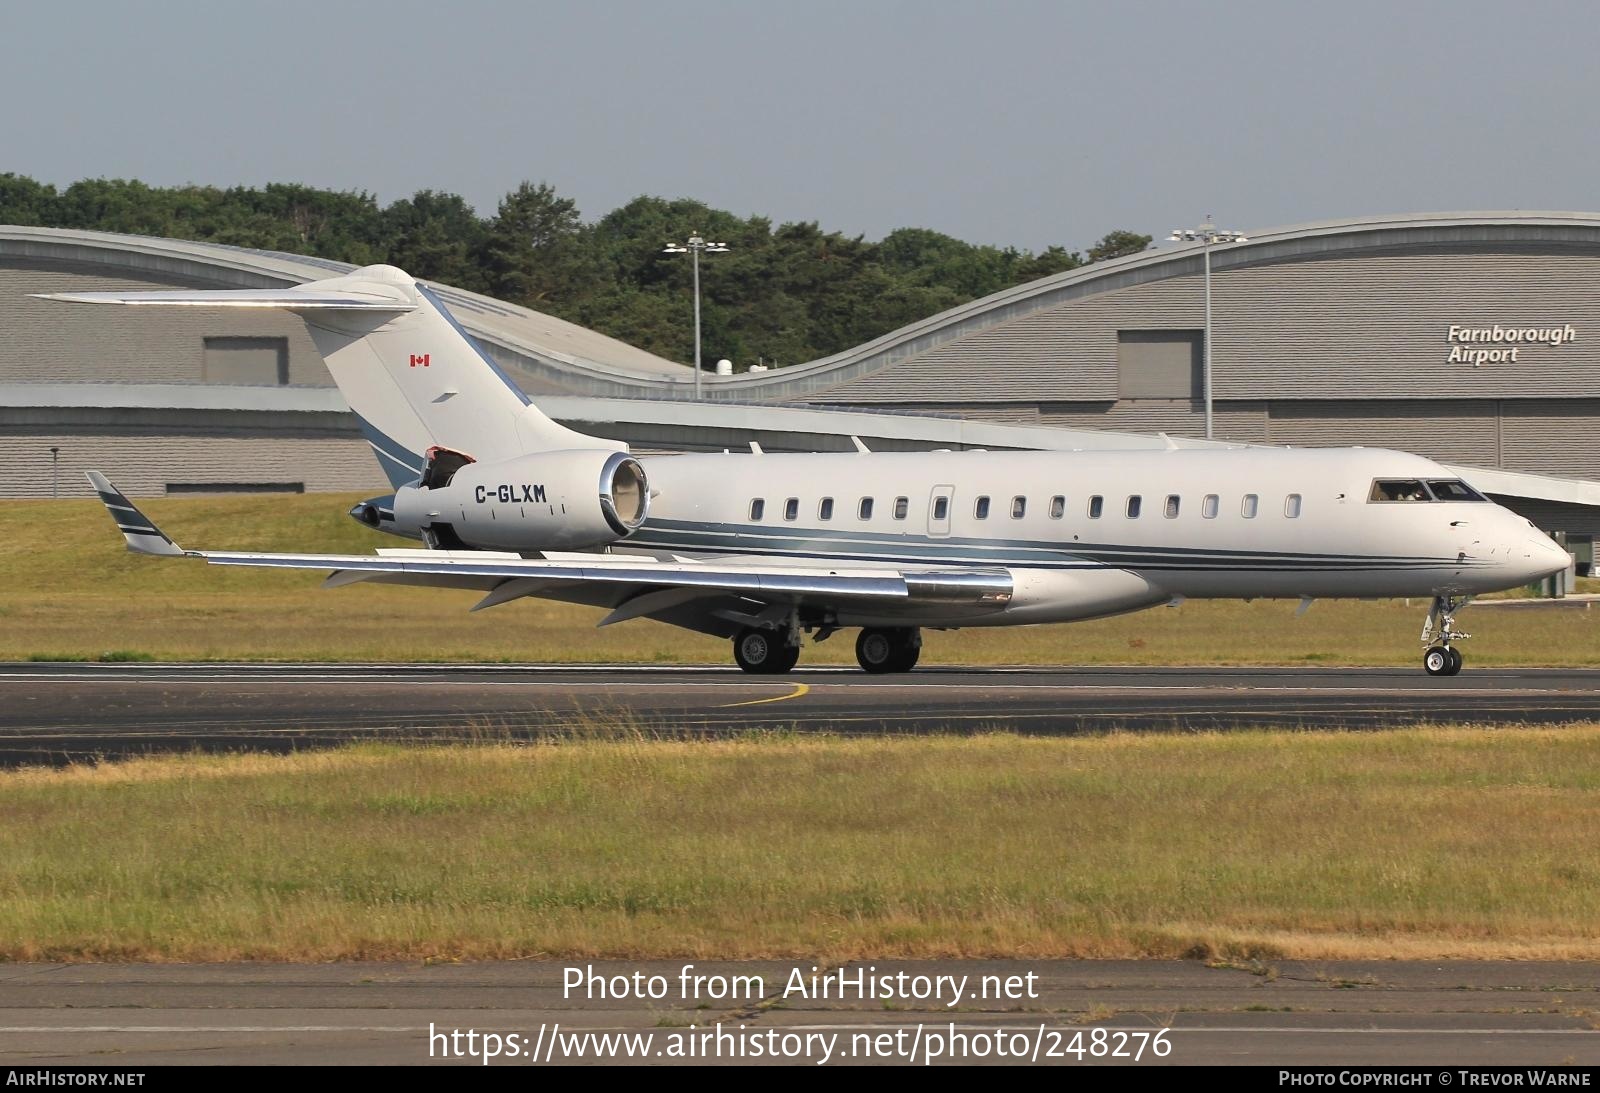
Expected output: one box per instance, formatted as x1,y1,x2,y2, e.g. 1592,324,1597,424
7,171,1157,370
0,174,60,226
1013,244,1083,282
1085,230,1152,264
381,190,488,291
481,181,594,306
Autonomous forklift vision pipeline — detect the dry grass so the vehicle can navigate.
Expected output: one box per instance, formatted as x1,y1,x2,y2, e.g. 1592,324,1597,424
4,494,1598,665
3,726,1600,962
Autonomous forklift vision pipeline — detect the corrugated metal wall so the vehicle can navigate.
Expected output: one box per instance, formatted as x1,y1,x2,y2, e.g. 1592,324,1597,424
5,236,1600,510
3,430,386,499
814,247,1600,405
1496,497,1600,538
823,274,1208,402
1038,401,1272,442
1500,400,1600,480
1265,400,1498,463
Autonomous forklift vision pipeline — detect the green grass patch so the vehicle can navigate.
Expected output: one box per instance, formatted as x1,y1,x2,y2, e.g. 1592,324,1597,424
3,494,1598,665
3,726,1600,962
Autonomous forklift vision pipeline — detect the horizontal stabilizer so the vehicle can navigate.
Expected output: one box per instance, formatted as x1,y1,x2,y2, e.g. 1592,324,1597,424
33,286,414,311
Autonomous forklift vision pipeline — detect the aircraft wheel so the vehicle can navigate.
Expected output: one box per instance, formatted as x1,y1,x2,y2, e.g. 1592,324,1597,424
890,644,921,672
1445,646,1463,675
856,627,920,674
734,628,797,674
1423,646,1453,676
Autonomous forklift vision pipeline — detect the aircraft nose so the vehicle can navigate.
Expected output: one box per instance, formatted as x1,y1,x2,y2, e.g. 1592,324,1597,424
1519,536,1571,582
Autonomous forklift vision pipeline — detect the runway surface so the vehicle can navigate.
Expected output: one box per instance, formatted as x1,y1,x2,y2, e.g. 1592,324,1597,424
2,959,1597,1066
4,662,1600,765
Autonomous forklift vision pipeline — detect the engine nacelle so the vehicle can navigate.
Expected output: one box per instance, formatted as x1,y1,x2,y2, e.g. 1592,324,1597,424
391,449,649,551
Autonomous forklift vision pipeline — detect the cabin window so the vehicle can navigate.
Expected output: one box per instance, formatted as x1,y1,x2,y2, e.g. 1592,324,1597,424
1164,494,1180,519
749,498,765,521
1202,494,1219,519
1126,495,1142,519
1285,493,1302,518
1088,495,1104,519
858,497,874,520
932,496,949,521
1049,495,1065,519
1011,496,1027,519
893,496,909,520
1369,479,1430,503
1427,479,1488,502
1242,494,1259,518
784,497,799,521
975,495,991,519
819,497,834,520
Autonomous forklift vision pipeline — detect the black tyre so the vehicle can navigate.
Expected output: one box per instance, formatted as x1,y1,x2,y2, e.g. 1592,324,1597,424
1423,646,1452,676
856,627,920,674
1445,646,1463,675
889,644,921,672
733,628,797,674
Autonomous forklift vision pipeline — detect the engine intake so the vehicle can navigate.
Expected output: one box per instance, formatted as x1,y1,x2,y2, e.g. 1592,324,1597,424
599,452,649,536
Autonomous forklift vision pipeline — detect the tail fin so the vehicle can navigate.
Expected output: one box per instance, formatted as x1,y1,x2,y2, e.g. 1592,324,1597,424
36,265,620,488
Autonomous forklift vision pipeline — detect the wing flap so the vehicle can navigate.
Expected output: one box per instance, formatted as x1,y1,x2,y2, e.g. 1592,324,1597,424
202,549,916,599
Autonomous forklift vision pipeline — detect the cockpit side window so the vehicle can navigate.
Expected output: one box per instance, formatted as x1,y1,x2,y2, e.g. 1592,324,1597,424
1369,479,1432,503
1426,479,1488,502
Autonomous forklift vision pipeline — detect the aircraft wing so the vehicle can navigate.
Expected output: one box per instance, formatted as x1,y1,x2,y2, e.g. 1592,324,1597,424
87,474,1013,625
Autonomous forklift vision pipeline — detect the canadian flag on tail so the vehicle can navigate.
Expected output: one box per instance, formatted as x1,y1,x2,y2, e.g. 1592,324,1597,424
409,353,430,367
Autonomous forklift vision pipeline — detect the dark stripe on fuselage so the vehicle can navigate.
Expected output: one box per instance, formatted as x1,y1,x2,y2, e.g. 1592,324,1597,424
641,517,1452,564
629,518,1473,573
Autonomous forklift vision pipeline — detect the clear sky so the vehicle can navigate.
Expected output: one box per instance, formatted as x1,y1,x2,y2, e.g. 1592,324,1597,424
4,0,1596,252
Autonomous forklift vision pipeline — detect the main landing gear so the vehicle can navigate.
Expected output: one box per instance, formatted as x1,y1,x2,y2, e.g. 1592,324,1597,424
854,627,921,674
730,625,923,674
733,626,800,674
1421,595,1470,677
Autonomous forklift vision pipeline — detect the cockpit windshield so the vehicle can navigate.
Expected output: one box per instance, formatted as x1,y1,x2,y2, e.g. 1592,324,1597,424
1426,479,1487,502
1370,479,1429,502
1368,478,1488,503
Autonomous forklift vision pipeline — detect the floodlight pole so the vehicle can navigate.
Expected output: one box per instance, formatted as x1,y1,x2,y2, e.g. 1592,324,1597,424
1204,241,1214,441
663,233,730,401
1168,217,1247,440
49,446,60,499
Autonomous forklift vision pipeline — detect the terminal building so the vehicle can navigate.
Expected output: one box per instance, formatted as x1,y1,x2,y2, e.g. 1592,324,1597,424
4,213,1600,569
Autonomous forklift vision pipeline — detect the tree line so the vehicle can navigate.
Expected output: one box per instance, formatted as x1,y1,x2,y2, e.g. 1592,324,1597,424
0,173,1151,369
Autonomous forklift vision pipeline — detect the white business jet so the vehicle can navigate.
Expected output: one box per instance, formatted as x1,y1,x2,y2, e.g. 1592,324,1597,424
41,265,1570,676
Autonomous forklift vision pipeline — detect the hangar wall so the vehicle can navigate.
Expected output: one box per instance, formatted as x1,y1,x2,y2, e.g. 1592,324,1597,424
5,219,1600,551
814,249,1600,409
7,430,380,498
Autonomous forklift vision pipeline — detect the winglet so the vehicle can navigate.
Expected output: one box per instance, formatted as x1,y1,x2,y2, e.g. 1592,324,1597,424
85,472,185,556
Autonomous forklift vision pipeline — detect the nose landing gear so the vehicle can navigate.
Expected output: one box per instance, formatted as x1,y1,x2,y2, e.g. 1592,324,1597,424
1421,595,1470,676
